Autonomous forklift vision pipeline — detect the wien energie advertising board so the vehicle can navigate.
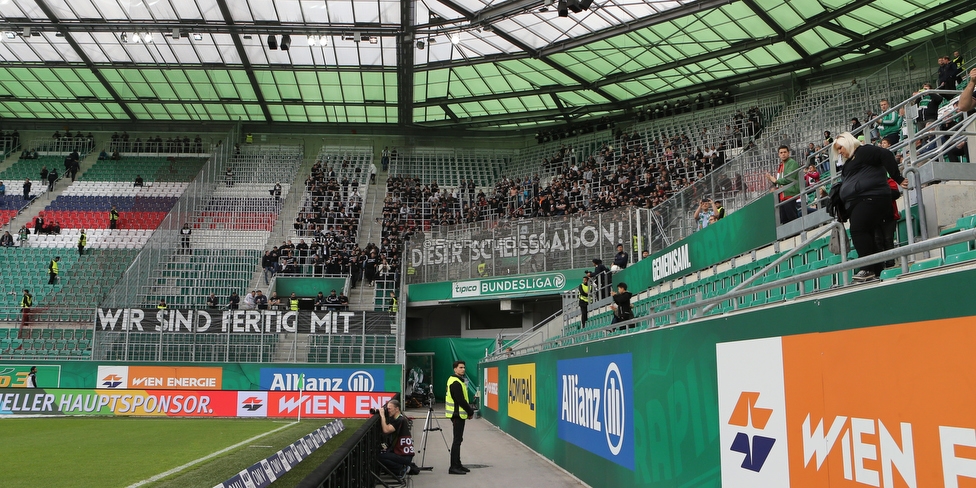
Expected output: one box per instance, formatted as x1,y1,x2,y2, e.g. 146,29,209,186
717,317,976,487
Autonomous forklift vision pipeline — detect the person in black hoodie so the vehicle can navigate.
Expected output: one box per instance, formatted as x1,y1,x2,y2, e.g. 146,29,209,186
831,132,908,282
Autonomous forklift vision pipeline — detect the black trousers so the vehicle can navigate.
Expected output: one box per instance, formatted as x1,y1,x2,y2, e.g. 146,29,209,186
779,197,799,224
378,451,414,474
848,196,892,276
451,417,465,468
578,300,588,328
48,272,57,284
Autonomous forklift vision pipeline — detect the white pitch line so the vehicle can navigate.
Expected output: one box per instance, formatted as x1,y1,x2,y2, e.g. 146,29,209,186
125,421,299,488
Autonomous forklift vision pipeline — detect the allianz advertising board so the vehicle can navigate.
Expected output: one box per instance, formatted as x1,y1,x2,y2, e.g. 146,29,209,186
259,368,385,392
557,353,634,470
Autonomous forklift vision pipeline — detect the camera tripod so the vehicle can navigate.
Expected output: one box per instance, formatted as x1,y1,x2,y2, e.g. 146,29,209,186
417,391,450,470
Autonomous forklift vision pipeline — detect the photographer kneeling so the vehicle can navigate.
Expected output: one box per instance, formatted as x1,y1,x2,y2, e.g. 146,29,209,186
378,399,421,477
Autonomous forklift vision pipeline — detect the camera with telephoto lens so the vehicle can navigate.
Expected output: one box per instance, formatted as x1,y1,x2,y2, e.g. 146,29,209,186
369,405,389,416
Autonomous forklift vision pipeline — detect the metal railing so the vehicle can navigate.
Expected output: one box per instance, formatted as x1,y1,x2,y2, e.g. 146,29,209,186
774,89,976,243
504,226,976,357
404,206,644,284
101,122,242,308
297,416,380,488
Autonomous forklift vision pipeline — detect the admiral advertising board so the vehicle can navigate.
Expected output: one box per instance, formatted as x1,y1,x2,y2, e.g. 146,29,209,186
507,363,536,427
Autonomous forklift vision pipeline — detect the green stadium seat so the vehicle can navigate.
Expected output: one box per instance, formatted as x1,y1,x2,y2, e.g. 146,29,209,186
946,250,976,264
880,268,903,280
911,257,942,271
909,258,944,273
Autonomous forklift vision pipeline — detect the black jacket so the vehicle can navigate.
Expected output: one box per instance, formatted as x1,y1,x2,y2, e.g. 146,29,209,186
838,144,904,205
449,375,474,418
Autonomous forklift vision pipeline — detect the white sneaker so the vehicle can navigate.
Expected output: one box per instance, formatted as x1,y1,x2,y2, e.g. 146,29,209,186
852,270,877,282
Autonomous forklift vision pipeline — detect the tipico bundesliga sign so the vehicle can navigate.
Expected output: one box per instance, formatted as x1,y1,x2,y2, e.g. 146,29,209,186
452,272,568,299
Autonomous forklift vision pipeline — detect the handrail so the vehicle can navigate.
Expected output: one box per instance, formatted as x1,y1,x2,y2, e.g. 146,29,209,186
503,226,976,357
297,416,380,488
700,220,846,314
489,308,562,358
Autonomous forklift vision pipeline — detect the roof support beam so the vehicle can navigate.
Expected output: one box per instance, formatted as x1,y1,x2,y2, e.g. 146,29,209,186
398,0,416,126
435,0,621,107
536,0,732,57
592,0,880,88
424,0,974,129
442,104,460,123
34,0,135,120
0,20,401,36
0,61,393,73
740,0,809,59
214,0,273,123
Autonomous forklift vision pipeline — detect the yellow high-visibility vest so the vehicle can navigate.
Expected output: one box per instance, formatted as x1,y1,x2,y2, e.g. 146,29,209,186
289,298,299,311
579,283,590,303
445,376,469,419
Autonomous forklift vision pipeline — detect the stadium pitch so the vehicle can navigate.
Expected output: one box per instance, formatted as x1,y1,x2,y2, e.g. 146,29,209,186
0,417,363,487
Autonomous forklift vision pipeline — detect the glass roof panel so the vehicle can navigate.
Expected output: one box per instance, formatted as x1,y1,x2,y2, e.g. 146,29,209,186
0,0,964,127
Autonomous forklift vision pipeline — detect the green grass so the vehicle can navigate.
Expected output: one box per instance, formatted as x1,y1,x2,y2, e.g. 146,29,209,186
0,418,360,488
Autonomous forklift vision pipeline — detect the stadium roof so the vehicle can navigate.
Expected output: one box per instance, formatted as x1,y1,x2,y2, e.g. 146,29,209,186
0,0,971,130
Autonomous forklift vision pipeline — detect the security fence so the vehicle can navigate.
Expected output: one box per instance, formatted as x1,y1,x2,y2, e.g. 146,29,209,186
404,206,654,284
0,307,398,364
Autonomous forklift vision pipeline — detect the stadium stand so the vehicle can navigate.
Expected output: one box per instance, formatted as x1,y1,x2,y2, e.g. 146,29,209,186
139,145,303,308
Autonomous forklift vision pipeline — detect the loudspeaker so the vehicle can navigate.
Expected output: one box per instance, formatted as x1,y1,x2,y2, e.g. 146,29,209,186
280,34,291,50
267,35,277,50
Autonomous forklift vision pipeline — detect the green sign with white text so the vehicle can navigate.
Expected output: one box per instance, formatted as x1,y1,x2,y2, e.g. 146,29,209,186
613,194,777,291
408,268,592,303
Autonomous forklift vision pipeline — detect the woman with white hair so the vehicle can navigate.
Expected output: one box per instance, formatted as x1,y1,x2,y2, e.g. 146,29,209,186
831,132,909,282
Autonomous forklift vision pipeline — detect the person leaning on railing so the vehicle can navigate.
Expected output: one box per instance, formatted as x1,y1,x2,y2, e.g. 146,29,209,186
957,68,976,114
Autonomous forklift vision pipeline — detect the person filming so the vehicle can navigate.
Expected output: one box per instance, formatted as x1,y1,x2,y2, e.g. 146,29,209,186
378,399,420,477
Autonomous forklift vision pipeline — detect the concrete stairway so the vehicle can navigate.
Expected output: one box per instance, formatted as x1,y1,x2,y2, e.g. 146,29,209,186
347,172,388,311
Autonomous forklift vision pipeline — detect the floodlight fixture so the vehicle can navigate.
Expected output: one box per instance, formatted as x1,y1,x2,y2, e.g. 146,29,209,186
450,33,460,45
131,33,142,43
143,32,153,43
428,37,437,45
267,34,278,50
416,40,425,49
369,36,378,44
3,32,14,40
280,34,291,50
319,36,328,46
120,32,127,43
192,33,203,41
308,35,317,46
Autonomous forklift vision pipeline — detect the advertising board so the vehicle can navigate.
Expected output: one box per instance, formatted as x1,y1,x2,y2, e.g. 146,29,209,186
0,389,394,418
